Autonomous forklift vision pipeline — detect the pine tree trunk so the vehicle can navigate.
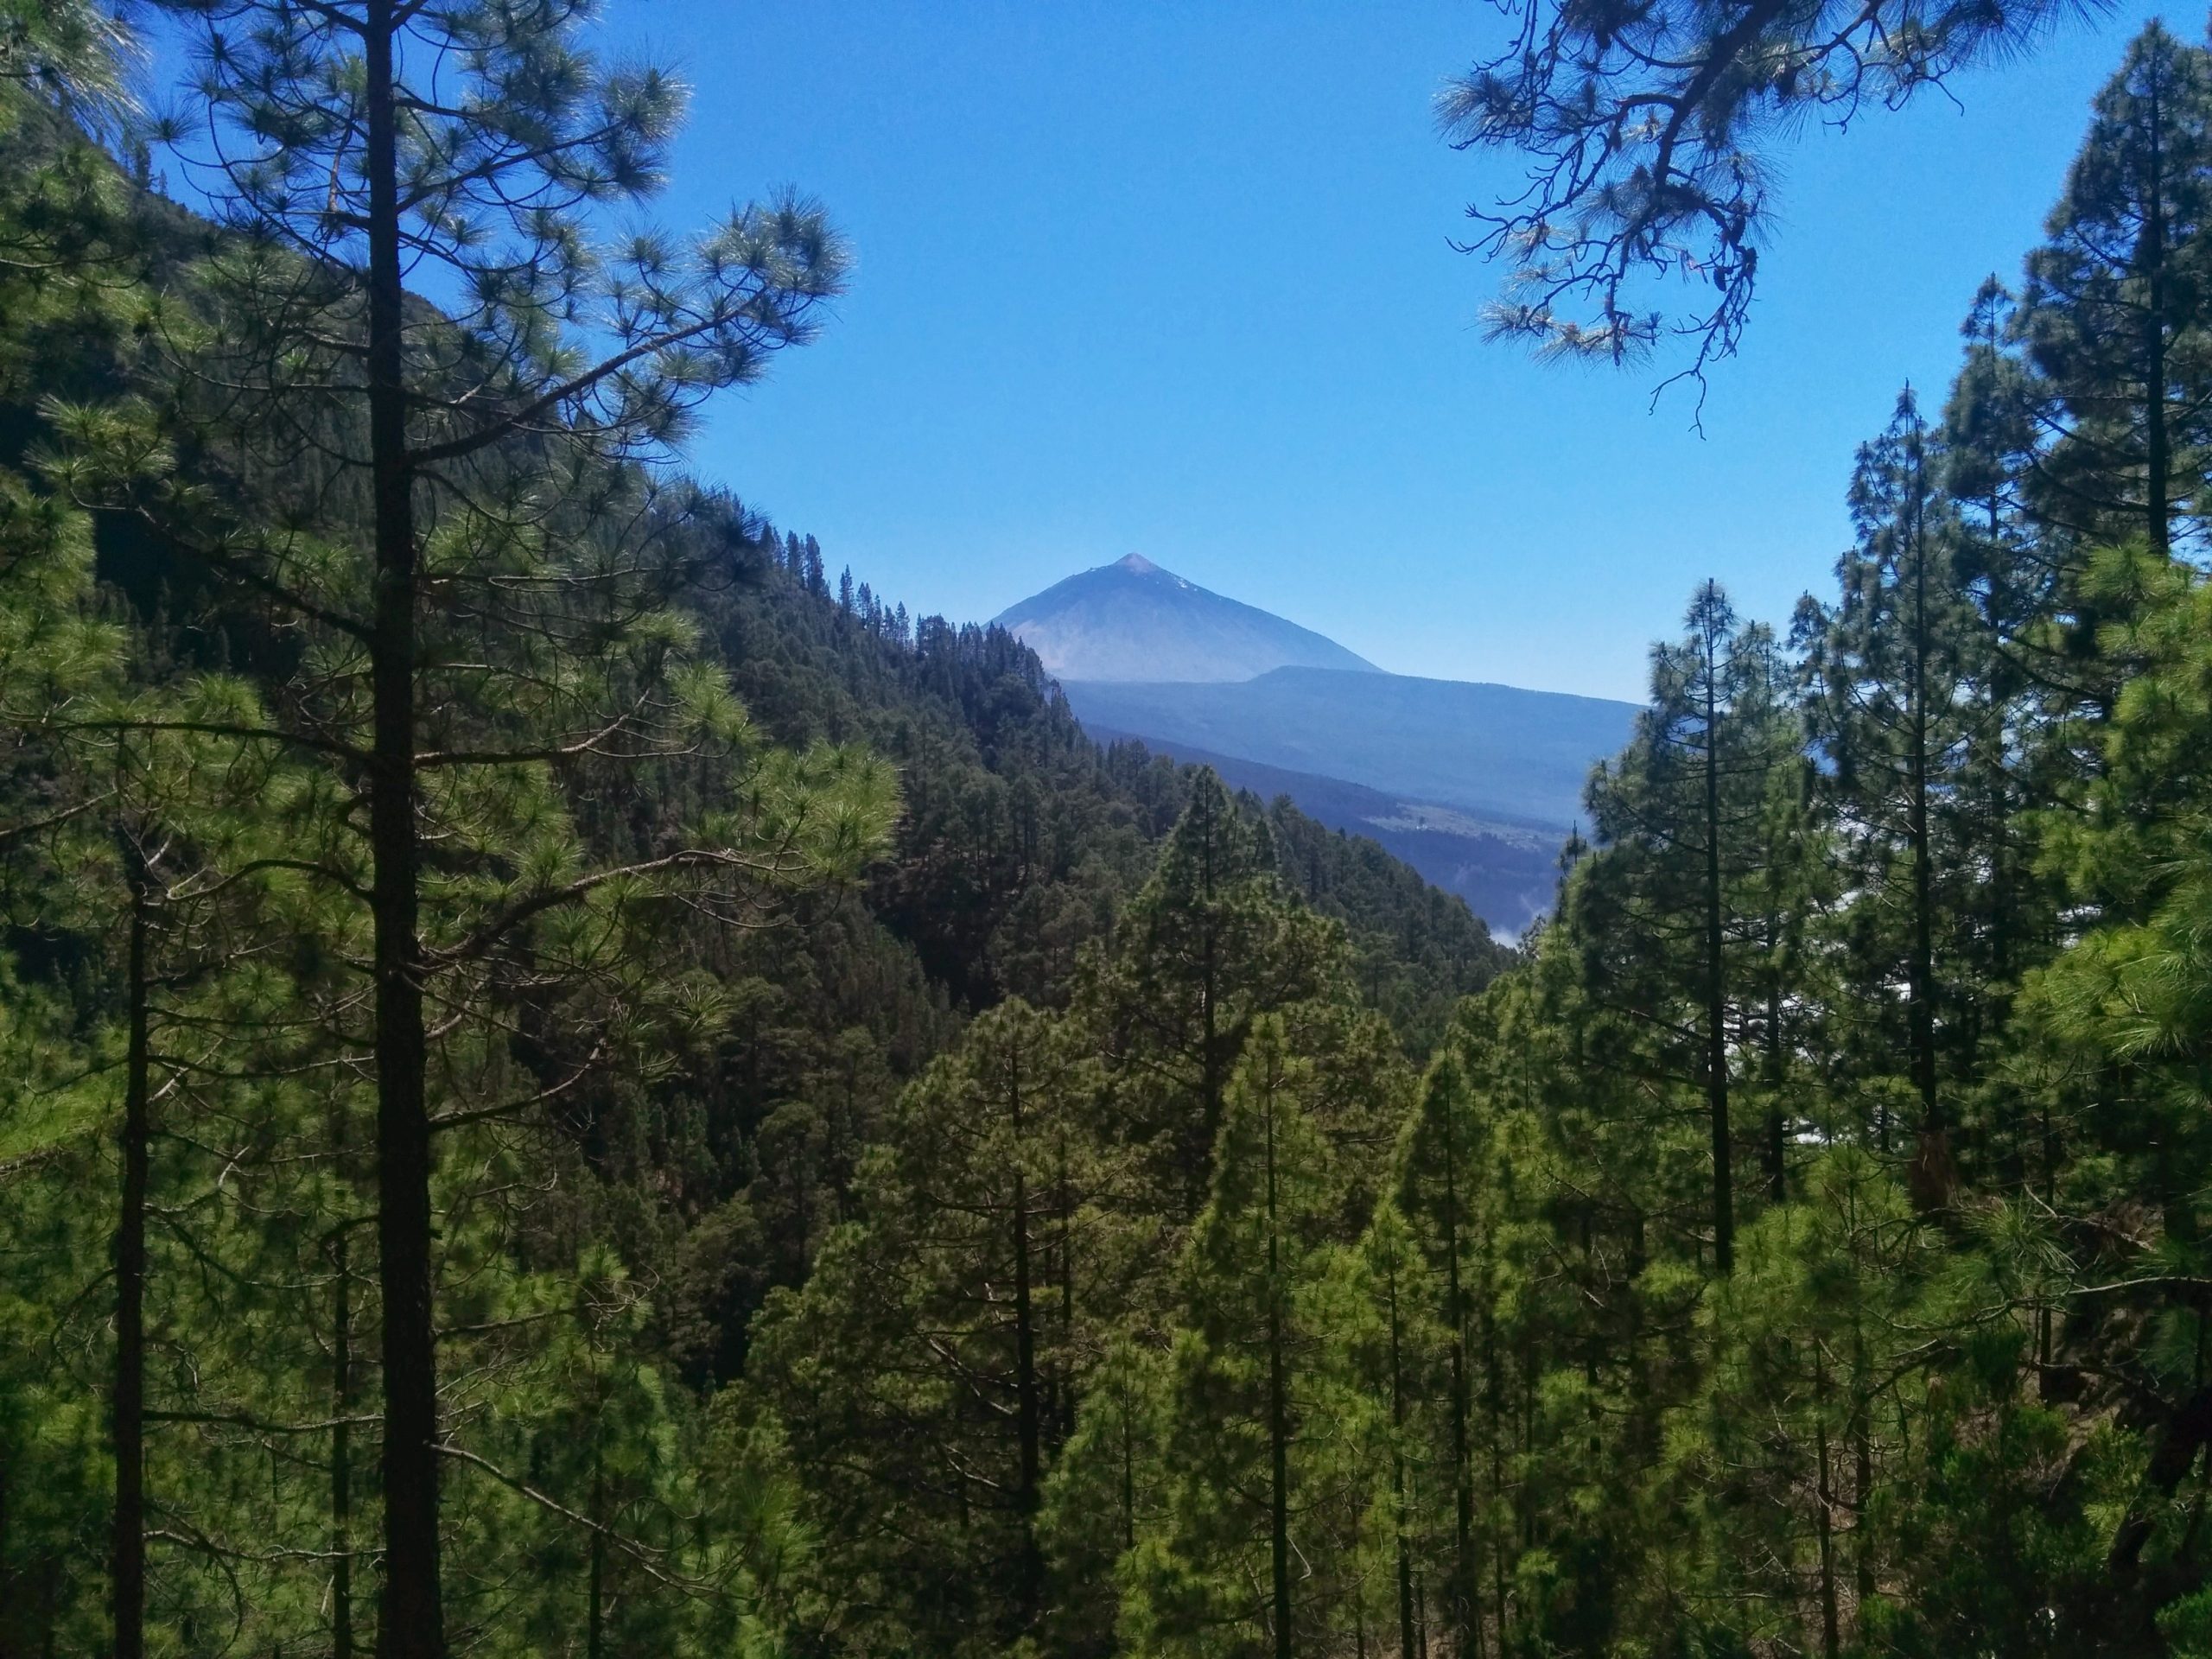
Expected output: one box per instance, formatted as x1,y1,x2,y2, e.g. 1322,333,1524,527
1265,1098,1293,1659
111,828,149,1659
1387,1261,1416,1659
586,1455,605,1659
1815,1350,1840,1659
1703,632,1734,1274
2038,1099,2057,1395
1908,454,1940,1138
1058,1141,1077,1444
1121,1402,1136,1555
1765,951,1786,1203
1198,917,1220,1218
1,1454,13,1648
362,6,442,1655
1443,1132,1477,1656
1981,483,2016,1039
2143,68,2171,562
1853,1370,1875,1609
1487,1305,1507,1647
331,1224,355,1659
1010,1131,1044,1620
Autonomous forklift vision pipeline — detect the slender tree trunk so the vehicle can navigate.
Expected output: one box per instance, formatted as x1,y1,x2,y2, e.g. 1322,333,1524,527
1852,1357,1875,1609
1,1455,13,1648
1487,1303,1506,1647
1907,452,1940,1138
1057,1140,1077,1443
112,827,150,1659
1442,1131,1477,1655
362,7,442,1655
1386,1258,1416,1659
1815,1350,1840,1659
1980,480,2017,1044
1198,914,1220,1218
586,1453,605,1659
331,1224,355,1659
2038,1098,2057,1395
1703,625,1733,1274
1265,1097,1293,1659
2143,72,2171,563
1121,1390,1136,1555
1764,947,1786,1203
1521,1347,1535,1552
1009,1061,1044,1624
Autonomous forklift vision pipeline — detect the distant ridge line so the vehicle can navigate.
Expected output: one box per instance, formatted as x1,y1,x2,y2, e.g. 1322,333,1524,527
992,555,1379,683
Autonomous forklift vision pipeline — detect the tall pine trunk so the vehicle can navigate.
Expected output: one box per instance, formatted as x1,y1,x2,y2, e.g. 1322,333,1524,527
1385,1255,1416,1659
1264,1096,1293,1659
2142,68,2171,562
1907,449,1940,1138
331,1224,355,1659
1702,626,1734,1274
1442,1133,1477,1653
586,1453,605,1659
1764,969,1786,1203
1815,1348,1840,1659
362,7,442,1654
1486,1304,1507,1647
1009,1065,1044,1624
111,826,149,1659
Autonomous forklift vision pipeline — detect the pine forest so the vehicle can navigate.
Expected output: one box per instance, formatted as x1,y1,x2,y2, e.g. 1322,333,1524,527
9,2,2212,1656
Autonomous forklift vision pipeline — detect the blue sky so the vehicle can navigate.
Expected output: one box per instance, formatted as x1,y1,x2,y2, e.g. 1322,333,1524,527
601,5,2158,699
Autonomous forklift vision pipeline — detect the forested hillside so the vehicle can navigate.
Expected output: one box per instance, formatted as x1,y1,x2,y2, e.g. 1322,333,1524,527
11,4,2212,1659
0,7,1499,1656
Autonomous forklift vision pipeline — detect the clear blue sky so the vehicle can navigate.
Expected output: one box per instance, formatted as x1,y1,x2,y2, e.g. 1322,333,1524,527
610,3,2159,701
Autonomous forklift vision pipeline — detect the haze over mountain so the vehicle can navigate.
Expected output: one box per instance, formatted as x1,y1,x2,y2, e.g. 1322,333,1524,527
1081,725,1569,936
1067,668,1634,831
991,557,1637,931
993,552,1379,683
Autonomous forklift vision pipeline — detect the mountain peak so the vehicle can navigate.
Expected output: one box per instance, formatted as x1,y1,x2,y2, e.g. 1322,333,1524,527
993,558,1379,684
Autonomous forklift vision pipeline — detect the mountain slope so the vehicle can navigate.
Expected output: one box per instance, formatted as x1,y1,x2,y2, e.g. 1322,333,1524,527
1085,726,1565,935
993,553,1379,683
1064,667,1638,831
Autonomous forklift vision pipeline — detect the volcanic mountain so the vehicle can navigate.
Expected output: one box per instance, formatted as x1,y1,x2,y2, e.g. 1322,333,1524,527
992,553,1380,683
989,555,1639,933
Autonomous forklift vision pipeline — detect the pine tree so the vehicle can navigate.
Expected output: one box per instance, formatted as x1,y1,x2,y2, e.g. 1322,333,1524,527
1942,278,2058,1054
1799,389,1985,1181
753,999,1136,1656
1571,582,1797,1271
1121,1018,1361,1659
1080,771,1346,1224
1390,1053,1486,1656
2019,22,2212,568
46,5,898,1651
1039,1338,1172,1658
1347,1201,1439,1659
1662,1151,1928,1655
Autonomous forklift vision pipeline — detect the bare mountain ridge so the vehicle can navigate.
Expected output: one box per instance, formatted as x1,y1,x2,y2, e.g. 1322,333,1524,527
992,553,1380,683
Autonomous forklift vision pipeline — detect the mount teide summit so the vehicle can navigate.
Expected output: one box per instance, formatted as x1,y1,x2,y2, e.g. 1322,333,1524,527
990,556,1637,934
992,553,1379,683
